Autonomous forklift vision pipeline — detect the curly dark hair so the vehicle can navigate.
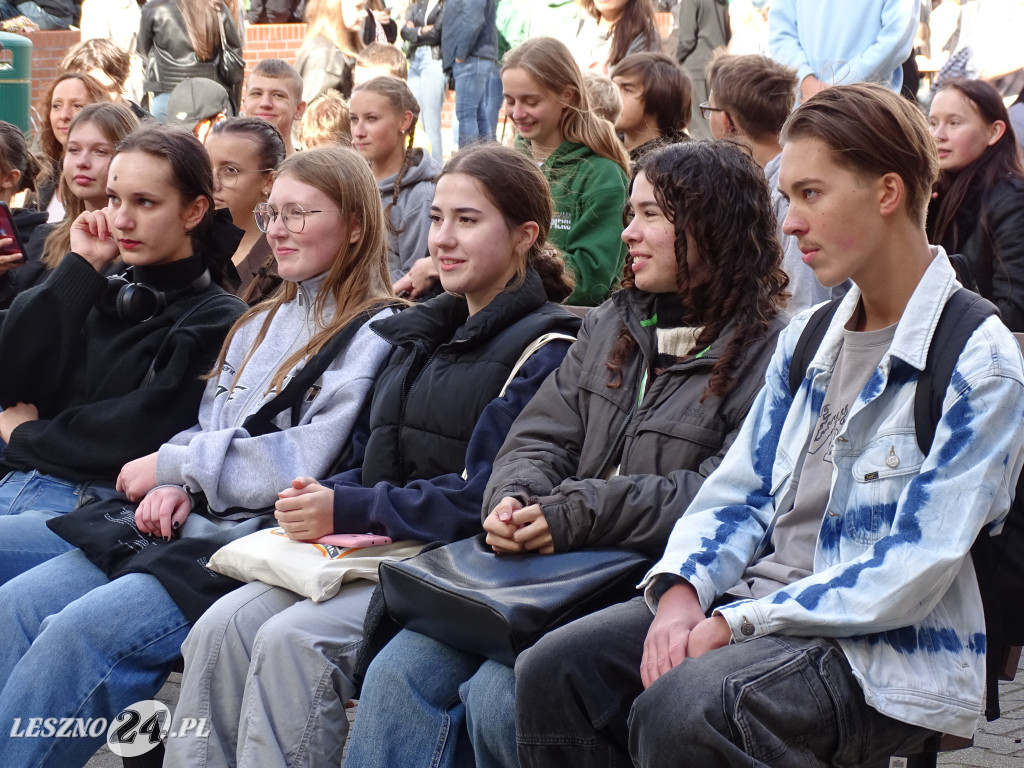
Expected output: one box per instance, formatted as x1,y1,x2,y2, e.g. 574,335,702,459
607,140,789,399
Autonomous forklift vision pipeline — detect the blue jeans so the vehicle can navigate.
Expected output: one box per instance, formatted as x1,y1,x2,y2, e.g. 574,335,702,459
0,470,116,585
0,549,190,767
14,1,71,29
345,629,517,768
453,56,499,147
408,46,446,161
516,597,933,768
151,91,171,123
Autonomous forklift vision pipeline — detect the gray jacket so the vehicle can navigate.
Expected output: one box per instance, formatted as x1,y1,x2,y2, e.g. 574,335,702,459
155,279,394,512
379,149,442,282
483,289,788,558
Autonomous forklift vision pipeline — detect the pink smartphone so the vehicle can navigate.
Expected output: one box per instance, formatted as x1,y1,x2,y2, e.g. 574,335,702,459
315,533,393,548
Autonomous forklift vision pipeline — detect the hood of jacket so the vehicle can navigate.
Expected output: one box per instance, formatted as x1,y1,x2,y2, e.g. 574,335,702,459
377,149,443,202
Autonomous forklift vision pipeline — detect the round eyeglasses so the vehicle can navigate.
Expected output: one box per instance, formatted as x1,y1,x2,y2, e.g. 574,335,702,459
253,202,337,234
699,102,726,121
215,166,274,188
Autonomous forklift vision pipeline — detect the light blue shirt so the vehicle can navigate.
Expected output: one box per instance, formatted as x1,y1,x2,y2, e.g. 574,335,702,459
769,0,919,92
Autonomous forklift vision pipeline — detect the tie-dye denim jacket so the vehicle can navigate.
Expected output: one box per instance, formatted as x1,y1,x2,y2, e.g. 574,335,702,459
642,251,1024,738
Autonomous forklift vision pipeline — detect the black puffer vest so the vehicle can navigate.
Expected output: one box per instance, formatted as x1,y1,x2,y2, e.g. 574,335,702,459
362,268,579,486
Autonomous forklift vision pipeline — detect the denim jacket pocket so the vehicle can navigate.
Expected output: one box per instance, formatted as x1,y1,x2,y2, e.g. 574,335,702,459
845,432,923,545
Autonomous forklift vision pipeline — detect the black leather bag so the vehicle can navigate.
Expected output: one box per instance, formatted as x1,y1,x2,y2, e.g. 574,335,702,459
379,534,650,666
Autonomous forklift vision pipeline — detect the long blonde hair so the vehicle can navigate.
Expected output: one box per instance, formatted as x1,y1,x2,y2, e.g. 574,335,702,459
177,0,225,62
211,146,400,393
41,102,140,270
305,0,362,57
502,37,630,174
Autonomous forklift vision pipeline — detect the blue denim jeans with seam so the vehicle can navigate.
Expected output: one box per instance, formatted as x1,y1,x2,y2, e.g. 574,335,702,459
408,46,446,161
345,628,518,768
453,56,499,147
0,469,119,585
0,548,190,767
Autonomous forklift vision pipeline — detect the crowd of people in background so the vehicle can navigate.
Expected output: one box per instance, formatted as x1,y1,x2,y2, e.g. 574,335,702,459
0,1,1024,767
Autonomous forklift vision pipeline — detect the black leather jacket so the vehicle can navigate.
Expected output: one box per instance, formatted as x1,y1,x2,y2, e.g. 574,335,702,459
401,0,445,53
138,0,243,94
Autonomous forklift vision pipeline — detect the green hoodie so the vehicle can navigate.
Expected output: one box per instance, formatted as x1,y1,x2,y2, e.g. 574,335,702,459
540,140,629,306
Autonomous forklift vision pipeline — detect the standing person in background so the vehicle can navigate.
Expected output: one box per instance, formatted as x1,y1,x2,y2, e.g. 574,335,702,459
247,0,304,24
403,0,447,161
496,0,591,60
295,0,361,103
769,0,918,102
704,52,836,313
675,0,729,138
927,79,1024,330
360,0,399,45
502,37,630,305
578,0,661,73
138,0,244,122
442,0,502,147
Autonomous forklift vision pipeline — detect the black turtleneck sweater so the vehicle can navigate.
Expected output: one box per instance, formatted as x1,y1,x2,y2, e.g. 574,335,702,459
0,252,245,482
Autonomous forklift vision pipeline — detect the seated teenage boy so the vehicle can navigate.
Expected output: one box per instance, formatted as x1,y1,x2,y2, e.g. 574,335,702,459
514,83,1024,767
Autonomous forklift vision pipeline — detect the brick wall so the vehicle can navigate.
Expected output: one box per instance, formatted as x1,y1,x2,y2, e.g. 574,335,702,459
11,23,313,110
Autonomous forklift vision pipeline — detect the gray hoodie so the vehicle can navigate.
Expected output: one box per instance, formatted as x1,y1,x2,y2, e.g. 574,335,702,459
155,276,394,512
379,149,443,282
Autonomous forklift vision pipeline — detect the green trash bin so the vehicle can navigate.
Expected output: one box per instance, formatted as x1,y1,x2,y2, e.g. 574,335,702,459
0,31,32,134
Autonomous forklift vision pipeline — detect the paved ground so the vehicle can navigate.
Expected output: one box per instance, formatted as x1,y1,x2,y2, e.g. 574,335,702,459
83,656,1024,767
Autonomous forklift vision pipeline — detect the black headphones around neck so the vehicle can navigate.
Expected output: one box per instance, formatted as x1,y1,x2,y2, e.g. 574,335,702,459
100,267,212,324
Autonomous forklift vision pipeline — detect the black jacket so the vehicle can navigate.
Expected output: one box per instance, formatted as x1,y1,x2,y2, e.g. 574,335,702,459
401,0,444,53
138,0,244,95
928,176,1024,332
0,252,245,482
323,268,580,544
362,268,578,488
247,0,304,23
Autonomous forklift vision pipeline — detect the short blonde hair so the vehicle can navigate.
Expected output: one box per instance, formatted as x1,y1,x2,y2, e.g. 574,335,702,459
299,90,352,149
582,71,622,124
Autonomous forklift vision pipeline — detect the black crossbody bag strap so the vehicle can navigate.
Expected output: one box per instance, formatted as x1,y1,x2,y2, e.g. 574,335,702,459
242,304,394,437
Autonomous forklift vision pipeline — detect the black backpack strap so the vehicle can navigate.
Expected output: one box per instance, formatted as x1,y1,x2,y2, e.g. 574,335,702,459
788,299,843,396
913,289,998,455
911,288,1000,717
142,292,248,388
242,303,395,437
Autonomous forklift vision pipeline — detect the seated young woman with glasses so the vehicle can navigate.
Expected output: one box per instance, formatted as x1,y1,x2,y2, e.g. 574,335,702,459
205,116,288,305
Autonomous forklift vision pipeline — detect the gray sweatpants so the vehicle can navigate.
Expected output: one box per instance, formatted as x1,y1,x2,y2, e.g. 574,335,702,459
164,579,375,768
